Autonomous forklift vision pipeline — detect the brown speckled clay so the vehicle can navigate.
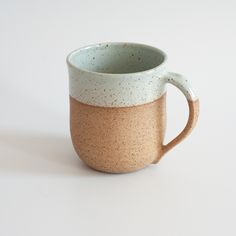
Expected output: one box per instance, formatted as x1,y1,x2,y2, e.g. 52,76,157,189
70,95,166,173
67,42,199,173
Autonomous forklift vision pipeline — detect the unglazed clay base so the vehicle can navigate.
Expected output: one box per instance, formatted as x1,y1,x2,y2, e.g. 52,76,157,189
70,94,166,173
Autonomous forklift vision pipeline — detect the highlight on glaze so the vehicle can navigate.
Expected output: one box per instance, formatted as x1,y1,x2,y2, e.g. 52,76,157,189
163,72,198,101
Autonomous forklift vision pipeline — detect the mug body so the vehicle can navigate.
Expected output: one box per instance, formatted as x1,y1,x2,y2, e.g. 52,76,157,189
67,42,167,173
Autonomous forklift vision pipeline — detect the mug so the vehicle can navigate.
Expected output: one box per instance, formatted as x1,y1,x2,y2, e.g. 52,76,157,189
67,42,199,173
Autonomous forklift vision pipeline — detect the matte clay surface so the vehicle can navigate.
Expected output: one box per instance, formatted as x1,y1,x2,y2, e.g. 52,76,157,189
70,95,166,173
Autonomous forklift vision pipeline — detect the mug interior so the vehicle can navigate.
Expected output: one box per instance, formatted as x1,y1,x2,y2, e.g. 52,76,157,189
68,43,166,74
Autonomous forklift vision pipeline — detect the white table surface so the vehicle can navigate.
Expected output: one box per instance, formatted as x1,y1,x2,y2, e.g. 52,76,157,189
1,0,236,235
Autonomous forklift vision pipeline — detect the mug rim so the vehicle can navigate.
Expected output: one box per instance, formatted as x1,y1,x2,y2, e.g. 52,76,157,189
66,42,167,76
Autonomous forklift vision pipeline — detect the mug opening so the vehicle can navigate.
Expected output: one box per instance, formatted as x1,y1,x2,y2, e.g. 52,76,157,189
67,42,166,75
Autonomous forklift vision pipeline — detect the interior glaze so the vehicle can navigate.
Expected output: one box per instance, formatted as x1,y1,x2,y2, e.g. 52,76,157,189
69,43,165,74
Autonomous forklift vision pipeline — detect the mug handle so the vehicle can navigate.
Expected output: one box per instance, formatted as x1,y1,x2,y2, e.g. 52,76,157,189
153,72,199,163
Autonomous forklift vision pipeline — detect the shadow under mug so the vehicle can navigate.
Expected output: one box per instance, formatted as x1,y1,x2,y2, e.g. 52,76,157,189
67,42,199,173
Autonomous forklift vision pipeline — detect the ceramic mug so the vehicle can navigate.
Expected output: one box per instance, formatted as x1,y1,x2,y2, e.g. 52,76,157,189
67,42,199,173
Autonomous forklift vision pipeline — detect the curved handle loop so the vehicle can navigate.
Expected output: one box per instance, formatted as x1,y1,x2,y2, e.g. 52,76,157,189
154,72,199,163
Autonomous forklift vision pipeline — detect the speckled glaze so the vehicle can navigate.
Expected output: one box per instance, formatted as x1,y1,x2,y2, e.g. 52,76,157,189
67,42,199,173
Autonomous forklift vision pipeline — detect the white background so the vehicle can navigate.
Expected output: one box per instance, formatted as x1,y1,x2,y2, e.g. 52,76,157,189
0,0,236,235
